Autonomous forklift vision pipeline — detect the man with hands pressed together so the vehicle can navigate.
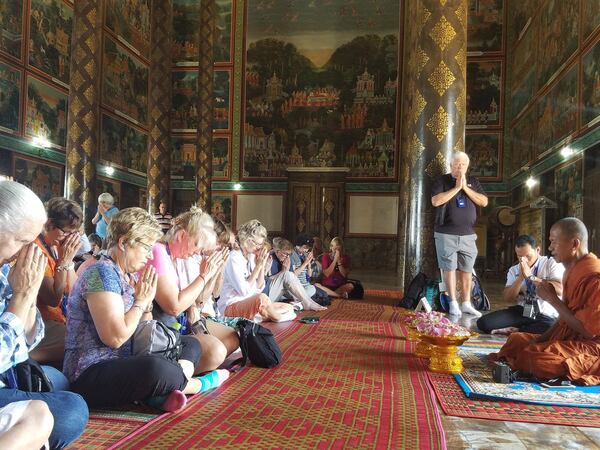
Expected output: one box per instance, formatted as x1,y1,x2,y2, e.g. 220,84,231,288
477,235,564,334
431,151,488,317
491,218,600,385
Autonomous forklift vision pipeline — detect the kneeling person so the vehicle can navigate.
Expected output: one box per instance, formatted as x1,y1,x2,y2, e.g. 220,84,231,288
477,235,564,334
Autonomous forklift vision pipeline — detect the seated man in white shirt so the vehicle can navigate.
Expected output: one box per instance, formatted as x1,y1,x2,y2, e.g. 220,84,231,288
476,234,564,334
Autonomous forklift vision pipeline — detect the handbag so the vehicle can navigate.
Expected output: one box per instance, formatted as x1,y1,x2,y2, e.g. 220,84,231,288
14,358,54,392
132,320,183,362
347,278,364,299
235,319,282,368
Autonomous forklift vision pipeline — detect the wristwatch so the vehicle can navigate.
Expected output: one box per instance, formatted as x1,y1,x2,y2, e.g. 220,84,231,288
527,275,539,282
56,262,75,272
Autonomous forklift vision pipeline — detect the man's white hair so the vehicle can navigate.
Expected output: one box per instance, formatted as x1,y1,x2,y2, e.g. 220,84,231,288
0,181,47,234
451,151,470,165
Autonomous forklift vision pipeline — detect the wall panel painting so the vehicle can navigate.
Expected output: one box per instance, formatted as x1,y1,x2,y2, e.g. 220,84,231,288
211,192,233,225
213,70,230,130
25,76,68,147
537,0,579,89
510,69,535,120
465,132,501,180
104,0,151,58
28,0,73,85
244,0,399,179
582,1,600,43
100,114,148,173
0,0,23,59
102,36,149,125
467,0,503,53
13,155,63,202
97,176,121,207
0,62,21,132
508,0,532,45
466,60,502,126
172,71,198,131
172,0,200,64
139,188,147,210
215,0,233,63
555,157,583,220
582,38,600,128
510,108,535,174
171,134,230,179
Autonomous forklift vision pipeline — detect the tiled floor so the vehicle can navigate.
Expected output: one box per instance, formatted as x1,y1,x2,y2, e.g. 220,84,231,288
353,269,600,450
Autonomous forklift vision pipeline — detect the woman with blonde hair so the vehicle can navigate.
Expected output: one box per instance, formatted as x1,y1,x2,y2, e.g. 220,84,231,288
64,208,205,412
316,236,355,298
147,206,235,374
218,220,295,321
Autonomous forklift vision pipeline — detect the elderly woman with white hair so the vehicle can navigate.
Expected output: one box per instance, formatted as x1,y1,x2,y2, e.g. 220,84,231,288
0,181,88,449
147,207,235,375
91,192,118,240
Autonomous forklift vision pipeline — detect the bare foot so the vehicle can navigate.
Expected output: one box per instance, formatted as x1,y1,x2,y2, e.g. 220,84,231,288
491,327,519,335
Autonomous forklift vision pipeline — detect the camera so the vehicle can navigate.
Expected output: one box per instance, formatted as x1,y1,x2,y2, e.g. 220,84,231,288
522,295,538,319
492,361,517,384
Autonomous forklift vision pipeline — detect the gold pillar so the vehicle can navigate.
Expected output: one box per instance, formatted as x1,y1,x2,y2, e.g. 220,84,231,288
195,0,215,211
65,0,102,233
147,0,173,212
399,0,467,284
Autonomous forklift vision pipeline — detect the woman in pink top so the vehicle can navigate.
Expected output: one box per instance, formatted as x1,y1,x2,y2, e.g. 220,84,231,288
146,207,233,373
316,237,354,298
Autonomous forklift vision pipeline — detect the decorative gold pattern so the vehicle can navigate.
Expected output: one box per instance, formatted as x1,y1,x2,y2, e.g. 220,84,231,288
408,133,425,167
454,135,464,151
428,61,456,96
455,47,466,77
427,106,453,142
429,16,456,51
439,0,448,6
455,2,467,30
416,47,430,76
425,152,448,178
454,90,466,119
421,7,432,28
413,91,427,124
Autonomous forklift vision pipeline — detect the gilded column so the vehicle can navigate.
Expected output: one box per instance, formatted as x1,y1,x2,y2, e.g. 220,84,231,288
147,0,173,212
195,0,215,211
399,0,467,284
65,0,102,234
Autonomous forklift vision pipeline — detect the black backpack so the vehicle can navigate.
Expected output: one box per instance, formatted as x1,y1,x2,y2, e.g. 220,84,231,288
236,319,282,368
15,358,54,392
398,272,435,309
471,273,491,311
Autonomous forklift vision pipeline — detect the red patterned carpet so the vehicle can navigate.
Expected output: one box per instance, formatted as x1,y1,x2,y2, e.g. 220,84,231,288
113,300,445,449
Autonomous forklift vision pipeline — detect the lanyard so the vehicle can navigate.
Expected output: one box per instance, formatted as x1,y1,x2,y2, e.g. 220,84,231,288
525,262,539,297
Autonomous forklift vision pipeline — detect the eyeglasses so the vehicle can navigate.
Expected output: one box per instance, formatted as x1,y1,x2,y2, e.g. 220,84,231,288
135,241,154,255
247,237,264,248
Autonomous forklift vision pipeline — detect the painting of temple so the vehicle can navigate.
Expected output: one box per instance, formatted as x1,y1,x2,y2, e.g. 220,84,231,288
29,0,73,84
100,114,149,173
0,0,23,59
467,0,503,53
172,71,198,130
171,135,230,179
25,76,67,147
465,133,500,179
103,36,149,125
105,0,151,58
467,60,501,126
172,0,200,64
213,70,230,130
0,62,20,132
243,0,399,179
582,39,600,128
13,156,62,203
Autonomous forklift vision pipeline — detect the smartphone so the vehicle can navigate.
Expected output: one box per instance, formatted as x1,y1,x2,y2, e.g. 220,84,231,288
299,316,320,324
540,380,575,388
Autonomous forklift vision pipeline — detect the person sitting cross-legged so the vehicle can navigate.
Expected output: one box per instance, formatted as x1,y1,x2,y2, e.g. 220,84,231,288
477,235,564,335
490,218,600,385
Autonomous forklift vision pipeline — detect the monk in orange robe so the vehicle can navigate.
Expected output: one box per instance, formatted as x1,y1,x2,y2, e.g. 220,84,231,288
491,217,600,385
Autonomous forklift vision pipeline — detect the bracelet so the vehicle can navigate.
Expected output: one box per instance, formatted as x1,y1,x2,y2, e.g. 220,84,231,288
131,303,153,313
56,262,75,272
198,275,206,285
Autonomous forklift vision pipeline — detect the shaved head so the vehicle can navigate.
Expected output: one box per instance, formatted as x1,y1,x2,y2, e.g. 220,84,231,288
553,217,588,247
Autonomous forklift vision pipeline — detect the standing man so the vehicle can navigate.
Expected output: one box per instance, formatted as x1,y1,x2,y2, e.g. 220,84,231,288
431,151,488,317
154,200,173,234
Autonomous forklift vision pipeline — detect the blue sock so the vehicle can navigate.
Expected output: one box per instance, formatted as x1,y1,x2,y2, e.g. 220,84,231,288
195,369,230,392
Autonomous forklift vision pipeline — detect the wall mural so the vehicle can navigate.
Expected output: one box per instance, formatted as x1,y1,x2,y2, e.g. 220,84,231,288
211,193,233,225
555,157,583,220
510,107,535,174
509,0,532,45
465,132,501,180
0,0,23,59
171,135,230,179
535,64,577,156
29,0,73,85
172,0,232,64
25,76,67,147
13,155,62,202
104,0,151,58
0,62,20,132
510,17,537,119
243,0,399,179
467,60,502,126
103,36,148,125
213,70,230,130
582,1,600,42
467,0,503,53
582,38,600,128
537,0,578,89
100,114,148,173
172,71,198,131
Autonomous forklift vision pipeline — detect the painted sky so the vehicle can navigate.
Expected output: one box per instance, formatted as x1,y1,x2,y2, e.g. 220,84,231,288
247,0,400,67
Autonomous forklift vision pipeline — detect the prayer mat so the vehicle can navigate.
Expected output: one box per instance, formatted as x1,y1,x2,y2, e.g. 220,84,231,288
455,344,600,408
114,311,446,449
68,408,160,449
364,289,403,299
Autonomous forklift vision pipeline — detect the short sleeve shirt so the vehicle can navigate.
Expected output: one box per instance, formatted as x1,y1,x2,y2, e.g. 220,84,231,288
95,206,119,239
63,257,134,382
321,253,351,289
431,174,485,235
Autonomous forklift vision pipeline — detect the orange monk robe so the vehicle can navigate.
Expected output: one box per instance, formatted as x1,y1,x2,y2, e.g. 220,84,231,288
496,253,600,385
